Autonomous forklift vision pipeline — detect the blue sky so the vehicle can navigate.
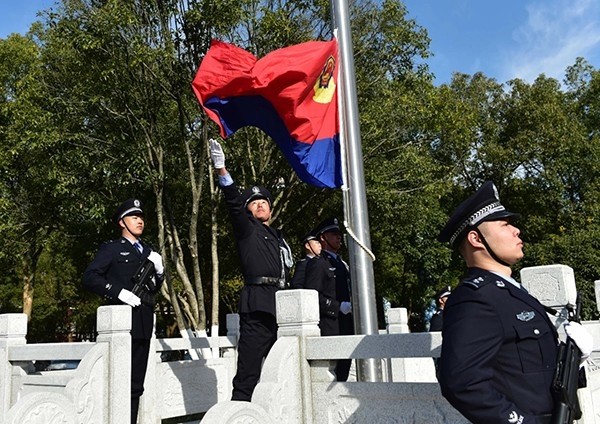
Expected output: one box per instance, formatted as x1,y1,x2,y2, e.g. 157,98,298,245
403,0,600,84
2,0,600,85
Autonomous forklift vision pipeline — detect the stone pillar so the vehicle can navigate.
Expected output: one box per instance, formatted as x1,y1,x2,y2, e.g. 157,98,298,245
520,265,577,328
276,289,320,424
384,308,438,383
139,314,159,424
0,314,27,422
95,305,132,424
276,289,320,338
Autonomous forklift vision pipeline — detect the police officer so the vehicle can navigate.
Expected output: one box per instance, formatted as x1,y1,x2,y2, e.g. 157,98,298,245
437,181,591,424
210,139,293,401
290,230,322,289
83,198,164,423
315,217,353,381
298,227,339,336
429,286,451,332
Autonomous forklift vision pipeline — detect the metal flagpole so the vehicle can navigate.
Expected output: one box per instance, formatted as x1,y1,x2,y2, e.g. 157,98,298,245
331,0,382,382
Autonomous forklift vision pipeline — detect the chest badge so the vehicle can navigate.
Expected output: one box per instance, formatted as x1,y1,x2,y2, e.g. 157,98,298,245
516,311,535,322
120,252,130,256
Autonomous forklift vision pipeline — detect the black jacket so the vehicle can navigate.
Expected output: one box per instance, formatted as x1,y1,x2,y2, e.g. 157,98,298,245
221,182,290,316
290,256,309,289
83,237,163,339
304,255,339,336
439,268,559,424
322,250,353,335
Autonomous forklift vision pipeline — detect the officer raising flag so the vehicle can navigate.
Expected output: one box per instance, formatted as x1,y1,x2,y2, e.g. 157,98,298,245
210,139,293,402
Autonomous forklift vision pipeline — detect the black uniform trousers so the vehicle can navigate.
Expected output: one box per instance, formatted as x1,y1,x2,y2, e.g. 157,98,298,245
131,338,151,423
232,311,278,401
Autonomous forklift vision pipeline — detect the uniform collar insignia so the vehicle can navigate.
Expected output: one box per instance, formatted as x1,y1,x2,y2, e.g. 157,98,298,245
496,280,505,287
516,311,535,322
120,252,130,256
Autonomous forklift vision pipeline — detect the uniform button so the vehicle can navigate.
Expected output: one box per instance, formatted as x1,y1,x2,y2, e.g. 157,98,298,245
534,329,540,335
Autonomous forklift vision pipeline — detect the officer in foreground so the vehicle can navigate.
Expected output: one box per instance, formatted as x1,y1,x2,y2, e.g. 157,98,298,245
83,199,164,423
210,139,293,401
437,181,592,424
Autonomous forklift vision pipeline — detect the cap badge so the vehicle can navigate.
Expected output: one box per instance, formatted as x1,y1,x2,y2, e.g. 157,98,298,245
333,218,339,225
516,311,535,322
134,199,140,207
492,183,499,200
252,186,260,194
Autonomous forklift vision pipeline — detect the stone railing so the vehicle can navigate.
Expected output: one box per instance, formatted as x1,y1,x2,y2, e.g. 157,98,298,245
0,305,132,424
1,264,598,423
0,306,239,424
200,265,600,424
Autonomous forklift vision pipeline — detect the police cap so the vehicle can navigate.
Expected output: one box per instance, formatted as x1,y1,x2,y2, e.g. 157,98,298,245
314,216,342,236
302,227,319,244
241,185,272,209
438,181,519,247
113,198,144,224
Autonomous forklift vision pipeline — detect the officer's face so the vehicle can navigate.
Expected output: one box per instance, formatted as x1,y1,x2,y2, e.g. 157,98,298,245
321,230,342,252
120,214,145,238
306,239,322,256
478,219,523,265
247,198,271,222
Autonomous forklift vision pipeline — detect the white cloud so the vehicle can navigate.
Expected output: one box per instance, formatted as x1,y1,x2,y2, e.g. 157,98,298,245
501,0,600,83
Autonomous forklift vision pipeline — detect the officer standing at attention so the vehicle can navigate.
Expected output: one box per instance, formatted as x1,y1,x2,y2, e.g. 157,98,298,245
290,230,322,289
210,139,293,402
298,227,340,336
83,198,164,423
315,217,353,381
437,181,592,424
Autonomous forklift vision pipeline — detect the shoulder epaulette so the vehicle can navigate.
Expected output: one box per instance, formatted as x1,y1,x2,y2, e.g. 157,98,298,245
462,274,494,290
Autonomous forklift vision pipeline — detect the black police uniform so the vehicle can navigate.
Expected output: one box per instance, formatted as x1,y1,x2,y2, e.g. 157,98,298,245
82,200,163,423
304,255,339,336
439,268,558,424
220,182,291,401
290,256,309,289
437,181,559,424
321,249,353,380
429,309,444,332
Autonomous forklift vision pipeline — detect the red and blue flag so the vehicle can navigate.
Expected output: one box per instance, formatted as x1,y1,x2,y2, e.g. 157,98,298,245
192,39,341,189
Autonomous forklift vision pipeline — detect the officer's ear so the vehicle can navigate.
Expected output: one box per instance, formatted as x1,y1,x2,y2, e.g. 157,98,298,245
464,229,484,249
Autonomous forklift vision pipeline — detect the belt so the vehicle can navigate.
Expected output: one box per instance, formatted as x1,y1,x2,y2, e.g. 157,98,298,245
245,276,286,289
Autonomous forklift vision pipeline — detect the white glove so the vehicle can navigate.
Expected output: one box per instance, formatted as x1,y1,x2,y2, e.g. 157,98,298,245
210,138,225,169
118,289,141,307
148,251,164,275
340,301,352,315
564,322,594,360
